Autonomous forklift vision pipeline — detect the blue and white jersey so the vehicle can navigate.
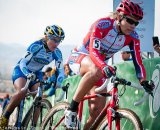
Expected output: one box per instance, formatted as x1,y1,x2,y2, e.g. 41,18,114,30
16,39,65,87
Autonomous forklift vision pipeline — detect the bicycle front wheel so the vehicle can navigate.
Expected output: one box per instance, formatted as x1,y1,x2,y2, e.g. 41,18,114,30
97,108,143,130
40,102,69,130
22,98,52,130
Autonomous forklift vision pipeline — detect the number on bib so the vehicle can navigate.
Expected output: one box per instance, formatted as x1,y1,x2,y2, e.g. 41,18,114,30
55,60,62,69
93,39,101,50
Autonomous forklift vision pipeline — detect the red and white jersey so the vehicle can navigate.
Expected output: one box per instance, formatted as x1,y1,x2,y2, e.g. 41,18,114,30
74,17,146,80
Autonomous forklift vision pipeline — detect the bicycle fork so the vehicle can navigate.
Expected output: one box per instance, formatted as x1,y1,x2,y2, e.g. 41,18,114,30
107,107,120,130
108,86,120,130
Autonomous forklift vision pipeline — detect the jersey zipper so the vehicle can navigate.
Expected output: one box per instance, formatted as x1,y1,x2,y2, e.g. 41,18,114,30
106,33,119,53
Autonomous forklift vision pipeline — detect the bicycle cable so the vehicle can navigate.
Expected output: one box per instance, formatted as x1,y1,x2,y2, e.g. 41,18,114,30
118,85,126,97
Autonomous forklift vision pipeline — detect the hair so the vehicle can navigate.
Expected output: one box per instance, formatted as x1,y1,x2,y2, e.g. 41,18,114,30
44,67,52,73
64,64,71,76
125,51,131,54
50,67,57,75
40,36,47,42
122,51,131,54
108,11,119,20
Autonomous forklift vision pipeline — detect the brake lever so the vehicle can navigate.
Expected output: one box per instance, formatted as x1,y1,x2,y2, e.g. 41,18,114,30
148,91,153,97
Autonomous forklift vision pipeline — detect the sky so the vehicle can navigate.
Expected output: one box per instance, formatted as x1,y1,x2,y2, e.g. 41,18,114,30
0,0,159,47
0,0,112,47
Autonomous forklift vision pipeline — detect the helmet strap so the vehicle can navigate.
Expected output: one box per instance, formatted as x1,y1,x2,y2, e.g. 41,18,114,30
117,15,125,35
42,39,51,52
118,25,124,35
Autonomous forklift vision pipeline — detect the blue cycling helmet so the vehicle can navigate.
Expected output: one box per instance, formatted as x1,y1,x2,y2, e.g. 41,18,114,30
44,25,65,40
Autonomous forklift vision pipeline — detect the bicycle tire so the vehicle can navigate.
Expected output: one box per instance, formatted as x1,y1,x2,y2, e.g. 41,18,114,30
22,98,52,129
40,102,70,130
96,108,143,130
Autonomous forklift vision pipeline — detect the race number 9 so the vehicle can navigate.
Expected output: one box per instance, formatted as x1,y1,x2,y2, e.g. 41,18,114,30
93,39,101,50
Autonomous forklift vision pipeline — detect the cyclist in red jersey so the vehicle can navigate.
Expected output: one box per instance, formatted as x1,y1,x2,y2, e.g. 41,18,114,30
64,0,154,129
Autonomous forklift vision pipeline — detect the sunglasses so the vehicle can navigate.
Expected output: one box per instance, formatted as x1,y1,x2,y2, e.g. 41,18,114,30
123,16,139,26
48,36,62,43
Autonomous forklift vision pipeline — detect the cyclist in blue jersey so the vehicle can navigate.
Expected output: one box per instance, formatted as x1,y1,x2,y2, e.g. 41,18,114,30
0,25,65,129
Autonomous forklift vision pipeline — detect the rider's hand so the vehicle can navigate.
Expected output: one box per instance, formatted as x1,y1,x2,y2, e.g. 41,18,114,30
27,73,36,81
103,66,116,78
140,80,155,94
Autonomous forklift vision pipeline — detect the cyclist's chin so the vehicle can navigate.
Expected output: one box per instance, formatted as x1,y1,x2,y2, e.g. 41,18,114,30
124,29,134,35
48,46,56,52
123,31,131,35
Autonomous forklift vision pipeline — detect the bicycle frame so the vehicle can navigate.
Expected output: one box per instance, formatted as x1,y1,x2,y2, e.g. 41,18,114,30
50,87,119,130
14,79,31,129
14,79,44,129
77,87,119,130
47,76,145,130
24,84,43,126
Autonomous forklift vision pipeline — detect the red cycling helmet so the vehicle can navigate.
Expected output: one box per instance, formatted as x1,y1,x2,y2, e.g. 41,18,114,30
116,0,143,20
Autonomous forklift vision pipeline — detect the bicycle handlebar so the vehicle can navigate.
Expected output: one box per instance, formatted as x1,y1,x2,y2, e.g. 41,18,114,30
130,82,149,106
21,78,54,96
95,76,149,106
134,92,149,106
95,76,132,92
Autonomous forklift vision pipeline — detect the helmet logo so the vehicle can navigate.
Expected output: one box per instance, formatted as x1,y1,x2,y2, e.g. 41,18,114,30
48,28,54,35
57,27,62,36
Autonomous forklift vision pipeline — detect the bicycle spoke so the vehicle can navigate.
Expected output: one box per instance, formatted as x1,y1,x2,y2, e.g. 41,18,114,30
44,109,66,129
41,102,70,130
22,99,52,130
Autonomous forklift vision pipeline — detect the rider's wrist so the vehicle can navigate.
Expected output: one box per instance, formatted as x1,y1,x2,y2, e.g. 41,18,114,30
139,78,145,84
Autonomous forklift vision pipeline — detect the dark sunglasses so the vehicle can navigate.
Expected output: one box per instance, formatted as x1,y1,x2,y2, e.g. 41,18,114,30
52,38,61,43
48,35,62,43
123,15,139,26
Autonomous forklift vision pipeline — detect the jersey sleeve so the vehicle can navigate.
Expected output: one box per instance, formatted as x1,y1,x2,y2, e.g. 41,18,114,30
19,41,42,76
129,38,146,80
19,52,32,76
52,48,65,88
89,20,110,70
